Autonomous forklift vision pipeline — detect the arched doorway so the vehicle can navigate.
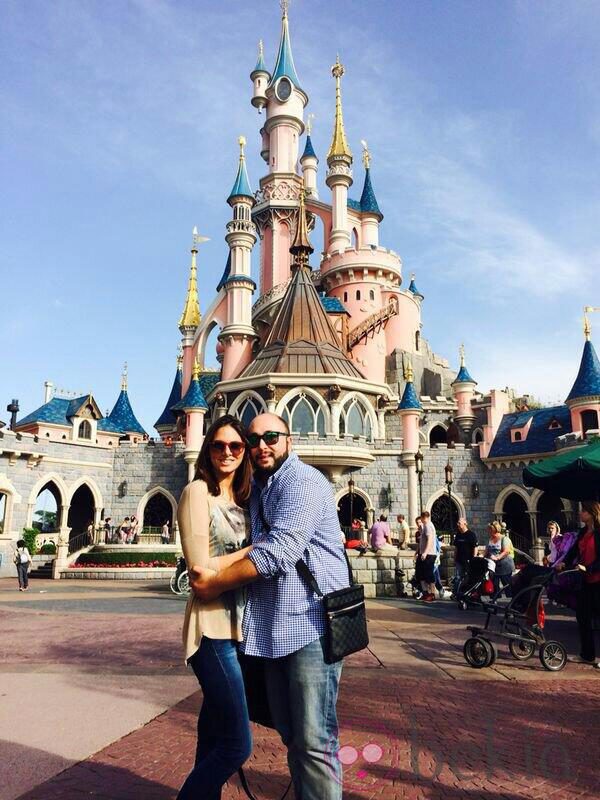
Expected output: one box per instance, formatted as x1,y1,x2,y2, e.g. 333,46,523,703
429,425,447,447
431,494,459,541
536,492,567,539
337,492,367,539
502,492,530,551
67,485,95,551
33,482,61,533
143,492,173,530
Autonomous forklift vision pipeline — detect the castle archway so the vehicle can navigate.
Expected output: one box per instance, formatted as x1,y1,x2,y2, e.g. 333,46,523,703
67,484,95,551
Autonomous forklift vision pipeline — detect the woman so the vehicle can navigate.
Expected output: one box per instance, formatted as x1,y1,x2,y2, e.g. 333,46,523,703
14,539,32,591
177,414,254,800
544,520,563,566
558,501,600,668
161,519,170,544
484,521,515,598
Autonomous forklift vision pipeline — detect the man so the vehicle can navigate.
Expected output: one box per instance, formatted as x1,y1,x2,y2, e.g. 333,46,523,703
396,513,410,547
418,510,437,602
452,517,478,597
368,513,392,551
190,413,350,800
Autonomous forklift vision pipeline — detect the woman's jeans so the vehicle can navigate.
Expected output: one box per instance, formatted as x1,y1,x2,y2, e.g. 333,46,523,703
576,582,600,661
16,563,29,589
177,637,252,800
493,572,512,599
265,635,343,800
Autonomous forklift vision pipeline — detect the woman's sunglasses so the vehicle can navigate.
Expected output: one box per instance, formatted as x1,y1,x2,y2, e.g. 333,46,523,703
246,430,287,448
209,440,246,456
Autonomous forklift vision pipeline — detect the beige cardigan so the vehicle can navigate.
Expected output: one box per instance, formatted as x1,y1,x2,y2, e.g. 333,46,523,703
179,480,250,662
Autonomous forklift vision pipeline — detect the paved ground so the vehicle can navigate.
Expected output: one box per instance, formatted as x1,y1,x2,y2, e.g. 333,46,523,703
1,578,599,800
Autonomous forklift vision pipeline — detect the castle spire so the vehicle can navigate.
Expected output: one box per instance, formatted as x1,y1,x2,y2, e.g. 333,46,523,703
269,0,302,90
289,189,314,270
358,140,383,221
227,136,253,202
327,56,352,163
178,227,204,331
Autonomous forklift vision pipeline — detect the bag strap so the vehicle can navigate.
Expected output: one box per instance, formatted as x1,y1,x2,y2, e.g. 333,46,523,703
259,497,354,598
238,767,292,800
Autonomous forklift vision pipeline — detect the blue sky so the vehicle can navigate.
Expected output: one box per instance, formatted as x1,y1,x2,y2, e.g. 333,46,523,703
2,0,599,433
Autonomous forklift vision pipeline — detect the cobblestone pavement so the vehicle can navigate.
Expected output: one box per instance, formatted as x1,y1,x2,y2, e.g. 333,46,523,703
2,579,599,800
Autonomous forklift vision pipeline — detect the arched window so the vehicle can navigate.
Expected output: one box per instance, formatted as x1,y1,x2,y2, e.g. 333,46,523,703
33,483,61,532
429,425,447,447
339,396,374,441
0,492,7,535
415,331,420,351
369,289,375,301
282,393,325,436
582,410,599,434
356,290,361,301
473,428,484,444
514,431,522,441
237,397,263,428
343,291,348,302
78,420,92,440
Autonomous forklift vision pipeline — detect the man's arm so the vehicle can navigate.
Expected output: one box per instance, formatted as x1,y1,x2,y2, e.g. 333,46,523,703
190,556,260,602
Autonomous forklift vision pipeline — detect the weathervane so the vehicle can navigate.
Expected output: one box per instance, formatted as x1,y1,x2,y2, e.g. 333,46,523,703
459,343,466,367
584,306,600,341
360,139,371,170
121,362,128,391
280,0,289,17
191,225,210,250
306,112,315,136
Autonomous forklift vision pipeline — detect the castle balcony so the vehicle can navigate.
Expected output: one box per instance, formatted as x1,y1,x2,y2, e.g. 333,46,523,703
292,432,375,481
226,220,257,236
319,246,402,287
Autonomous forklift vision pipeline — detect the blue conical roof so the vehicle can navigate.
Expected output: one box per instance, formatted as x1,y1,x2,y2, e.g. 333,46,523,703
359,168,383,220
107,390,147,436
216,252,232,292
398,381,422,411
155,365,182,429
452,365,476,385
408,277,423,298
253,48,268,75
301,134,317,161
172,375,208,412
228,157,253,202
566,340,600,402
269,12,302,91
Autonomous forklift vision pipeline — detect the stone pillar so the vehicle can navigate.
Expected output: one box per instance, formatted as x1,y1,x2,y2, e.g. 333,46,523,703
527,511,544,564
330,401,341,436
377,409,386,440
53,505,71,579
401,453,418,543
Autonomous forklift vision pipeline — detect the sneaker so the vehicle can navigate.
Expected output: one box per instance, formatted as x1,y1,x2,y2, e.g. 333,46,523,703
423,594,435,603
571,655,597,665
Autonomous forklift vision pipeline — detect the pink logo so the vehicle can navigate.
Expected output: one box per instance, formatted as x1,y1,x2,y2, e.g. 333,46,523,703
326,716,398,789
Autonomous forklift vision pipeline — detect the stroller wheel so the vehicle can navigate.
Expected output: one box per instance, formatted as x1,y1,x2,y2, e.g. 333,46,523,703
463,636,494,669
539,641,567,672
458,600,468,611
169,573,180,595
177,570,190,595
509,639,536,661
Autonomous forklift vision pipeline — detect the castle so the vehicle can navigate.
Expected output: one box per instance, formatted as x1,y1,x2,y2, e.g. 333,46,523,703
1,4,599,580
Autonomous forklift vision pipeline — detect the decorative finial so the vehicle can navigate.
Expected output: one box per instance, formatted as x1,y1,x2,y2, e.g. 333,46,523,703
258,39,264,59
289,188,314,267
238,135,246,158
327,55,352,162
360,139,371,170
459,343,466,367
280,0,289,18
307,112,315,135
584,313,591,342
192,226,209,251
403,358,413,382
192,357,201,381
121,362,128,391
176,345,183,368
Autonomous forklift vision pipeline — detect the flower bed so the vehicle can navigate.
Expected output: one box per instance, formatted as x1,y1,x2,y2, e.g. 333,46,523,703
75,550,177,567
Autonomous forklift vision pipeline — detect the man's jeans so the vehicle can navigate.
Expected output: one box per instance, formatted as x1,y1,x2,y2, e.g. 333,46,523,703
453,561,466,595
265,636,343,800
177,637,252,800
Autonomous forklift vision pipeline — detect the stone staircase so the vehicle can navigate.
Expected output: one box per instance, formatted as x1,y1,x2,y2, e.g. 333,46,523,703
29,554,56,579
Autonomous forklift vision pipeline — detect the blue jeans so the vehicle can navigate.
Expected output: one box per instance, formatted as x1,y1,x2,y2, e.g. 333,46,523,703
453,561,467,595
265,636,343,800
16,562,29,589
177,637,252,800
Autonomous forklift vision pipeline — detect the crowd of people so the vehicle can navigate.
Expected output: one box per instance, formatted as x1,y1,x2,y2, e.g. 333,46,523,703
87,516,172,545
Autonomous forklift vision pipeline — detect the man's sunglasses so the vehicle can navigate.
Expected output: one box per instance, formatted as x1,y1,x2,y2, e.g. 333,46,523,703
246,430,288,448
209,440,246,456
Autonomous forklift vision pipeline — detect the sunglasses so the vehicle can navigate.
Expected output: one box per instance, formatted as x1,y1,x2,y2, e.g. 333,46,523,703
246,430,288,448
209,440,246,456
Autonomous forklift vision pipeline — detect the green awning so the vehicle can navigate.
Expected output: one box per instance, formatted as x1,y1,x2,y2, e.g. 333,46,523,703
522,439,600,501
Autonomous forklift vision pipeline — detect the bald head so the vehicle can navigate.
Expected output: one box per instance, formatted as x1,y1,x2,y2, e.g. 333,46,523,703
247,413,290,436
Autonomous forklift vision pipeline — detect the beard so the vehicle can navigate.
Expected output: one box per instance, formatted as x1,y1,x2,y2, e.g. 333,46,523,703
252,448,290,481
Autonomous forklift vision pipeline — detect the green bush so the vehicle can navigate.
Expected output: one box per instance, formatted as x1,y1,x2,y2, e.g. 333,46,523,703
39,543,57,555
76,551,178,566
22,528,38,556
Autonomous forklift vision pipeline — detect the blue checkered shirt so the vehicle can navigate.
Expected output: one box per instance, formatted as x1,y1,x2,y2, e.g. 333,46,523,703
241,453,350,658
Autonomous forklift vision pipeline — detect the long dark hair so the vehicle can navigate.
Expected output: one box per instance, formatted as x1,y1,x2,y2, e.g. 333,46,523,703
194,414,252,506
581,500,600,531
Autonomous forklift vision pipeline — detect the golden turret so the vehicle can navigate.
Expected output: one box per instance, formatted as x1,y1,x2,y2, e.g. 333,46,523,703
327,56,352,163
178,227,204,331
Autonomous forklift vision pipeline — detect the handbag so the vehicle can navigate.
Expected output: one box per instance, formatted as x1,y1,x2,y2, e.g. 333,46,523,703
296,556,369,664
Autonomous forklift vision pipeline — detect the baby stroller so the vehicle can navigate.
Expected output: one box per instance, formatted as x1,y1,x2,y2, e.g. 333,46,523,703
462,564,578,672
455,556,496,610
169,556,189,595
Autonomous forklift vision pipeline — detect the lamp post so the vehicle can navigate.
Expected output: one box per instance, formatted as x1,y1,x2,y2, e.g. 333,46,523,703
444,460,454,539
415,450,424,513
348,477,355,533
